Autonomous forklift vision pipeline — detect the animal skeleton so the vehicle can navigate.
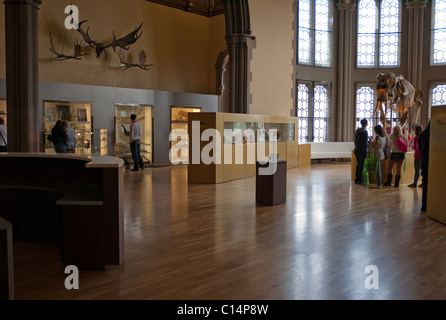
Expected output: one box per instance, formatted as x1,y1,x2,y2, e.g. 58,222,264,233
374,73,422,136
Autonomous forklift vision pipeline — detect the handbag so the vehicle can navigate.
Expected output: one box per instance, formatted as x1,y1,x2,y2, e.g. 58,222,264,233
396,137,408,153
362,159,370,185
366,148,378,173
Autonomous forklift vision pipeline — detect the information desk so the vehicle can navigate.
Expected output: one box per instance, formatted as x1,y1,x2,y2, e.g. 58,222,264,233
0,153,125,271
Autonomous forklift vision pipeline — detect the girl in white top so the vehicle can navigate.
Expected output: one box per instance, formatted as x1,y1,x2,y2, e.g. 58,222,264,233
383,125,408,187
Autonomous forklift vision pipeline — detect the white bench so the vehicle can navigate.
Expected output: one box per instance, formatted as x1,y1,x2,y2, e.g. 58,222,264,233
310,142,354,160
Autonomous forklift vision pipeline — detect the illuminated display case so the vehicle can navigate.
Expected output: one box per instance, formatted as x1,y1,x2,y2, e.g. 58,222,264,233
0,100,6,125
187,112,299,184
115,104,153,168
170,106,201,164
43,101,93,154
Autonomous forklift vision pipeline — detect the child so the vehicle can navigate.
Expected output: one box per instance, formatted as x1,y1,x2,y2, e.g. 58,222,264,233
408,125,423,188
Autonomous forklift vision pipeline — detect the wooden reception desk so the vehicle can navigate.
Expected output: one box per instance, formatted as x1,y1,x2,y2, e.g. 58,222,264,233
0,153,125,271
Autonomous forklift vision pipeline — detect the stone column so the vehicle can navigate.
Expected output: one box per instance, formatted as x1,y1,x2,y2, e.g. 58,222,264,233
224,0,254,114
336,2,356,142
406,0,427,89
4,0,42,152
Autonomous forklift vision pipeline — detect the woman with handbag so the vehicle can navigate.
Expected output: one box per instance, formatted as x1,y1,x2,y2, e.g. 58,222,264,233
383,125,408,187
370,125,387,189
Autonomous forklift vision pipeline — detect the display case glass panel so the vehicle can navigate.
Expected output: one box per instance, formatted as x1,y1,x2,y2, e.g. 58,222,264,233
171,107,201,163
223,121,296,144
0,100,6,125
43,101,93,154
115,104,153,167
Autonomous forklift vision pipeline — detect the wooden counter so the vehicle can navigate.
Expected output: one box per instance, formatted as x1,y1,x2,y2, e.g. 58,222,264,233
0,153,125,271
0,218,14,300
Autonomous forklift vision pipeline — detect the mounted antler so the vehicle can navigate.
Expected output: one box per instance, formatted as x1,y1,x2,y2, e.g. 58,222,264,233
49,33,88,61
108,23,143,52
117,48,153,71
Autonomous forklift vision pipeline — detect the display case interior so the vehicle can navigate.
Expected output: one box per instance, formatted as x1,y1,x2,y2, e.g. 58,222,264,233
43,101,93,154
223,121,296,144
115,104,153,167
170,107,201,163
0,100,6,125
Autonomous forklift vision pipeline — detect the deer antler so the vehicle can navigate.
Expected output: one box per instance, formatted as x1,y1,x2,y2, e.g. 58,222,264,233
49,33,88,61
117,48,153,71
107,23,143,52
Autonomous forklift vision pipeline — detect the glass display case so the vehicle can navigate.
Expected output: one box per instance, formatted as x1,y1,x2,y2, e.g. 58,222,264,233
92,129,108,155
170,107,201,163
43,101,93,154
115,104,153,168
223,121,296,144
0,100,6,125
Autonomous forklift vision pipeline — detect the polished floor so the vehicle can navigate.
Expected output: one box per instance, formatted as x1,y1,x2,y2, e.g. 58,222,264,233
12,163,446,300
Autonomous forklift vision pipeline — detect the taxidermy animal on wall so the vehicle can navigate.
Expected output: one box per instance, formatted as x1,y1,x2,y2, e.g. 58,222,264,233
374,73,422,136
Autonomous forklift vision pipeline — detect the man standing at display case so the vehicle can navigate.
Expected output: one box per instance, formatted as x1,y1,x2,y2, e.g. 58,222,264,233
130,114,144,171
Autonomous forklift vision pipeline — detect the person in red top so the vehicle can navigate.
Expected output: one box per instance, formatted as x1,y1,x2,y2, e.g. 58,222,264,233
408,125,423,188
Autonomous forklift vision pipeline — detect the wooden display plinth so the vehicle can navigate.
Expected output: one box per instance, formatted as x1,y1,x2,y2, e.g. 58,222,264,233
256,161,287,206
427,106,446,224
351,151,416,185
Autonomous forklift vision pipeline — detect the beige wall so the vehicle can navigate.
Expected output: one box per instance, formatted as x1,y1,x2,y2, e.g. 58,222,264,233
249,0,295,117
0,0,226,94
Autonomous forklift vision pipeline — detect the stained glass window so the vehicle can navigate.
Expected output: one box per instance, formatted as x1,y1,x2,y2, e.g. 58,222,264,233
298,0,332,67
357,0,401,68
432,0,446,64
297,82,330,143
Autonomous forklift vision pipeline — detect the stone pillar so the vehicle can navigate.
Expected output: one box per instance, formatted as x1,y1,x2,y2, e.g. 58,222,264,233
336,2,356,142
4,0,42,152
406,0,427,89
224,0,253,114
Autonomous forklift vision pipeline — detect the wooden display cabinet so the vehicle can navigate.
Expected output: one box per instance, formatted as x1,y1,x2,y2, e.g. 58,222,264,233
427,105,446,224
187,112,299,184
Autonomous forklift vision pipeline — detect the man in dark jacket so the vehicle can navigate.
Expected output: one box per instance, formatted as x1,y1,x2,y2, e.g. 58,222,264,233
418,121,430,211
51,120,68,153
354,119,369,184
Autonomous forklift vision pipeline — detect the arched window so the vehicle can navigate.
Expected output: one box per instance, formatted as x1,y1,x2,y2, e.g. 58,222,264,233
297,81,331,143
297,0,333,67
432,84,446,105
357,0,401,68
432,0,446,64
356,86,376,137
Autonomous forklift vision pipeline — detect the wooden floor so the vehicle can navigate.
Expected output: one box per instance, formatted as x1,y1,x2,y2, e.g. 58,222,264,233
11,163,446,300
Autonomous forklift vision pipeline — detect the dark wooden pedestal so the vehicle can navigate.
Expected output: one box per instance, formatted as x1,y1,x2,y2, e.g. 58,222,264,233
0,218,14,300
256,161,287,206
